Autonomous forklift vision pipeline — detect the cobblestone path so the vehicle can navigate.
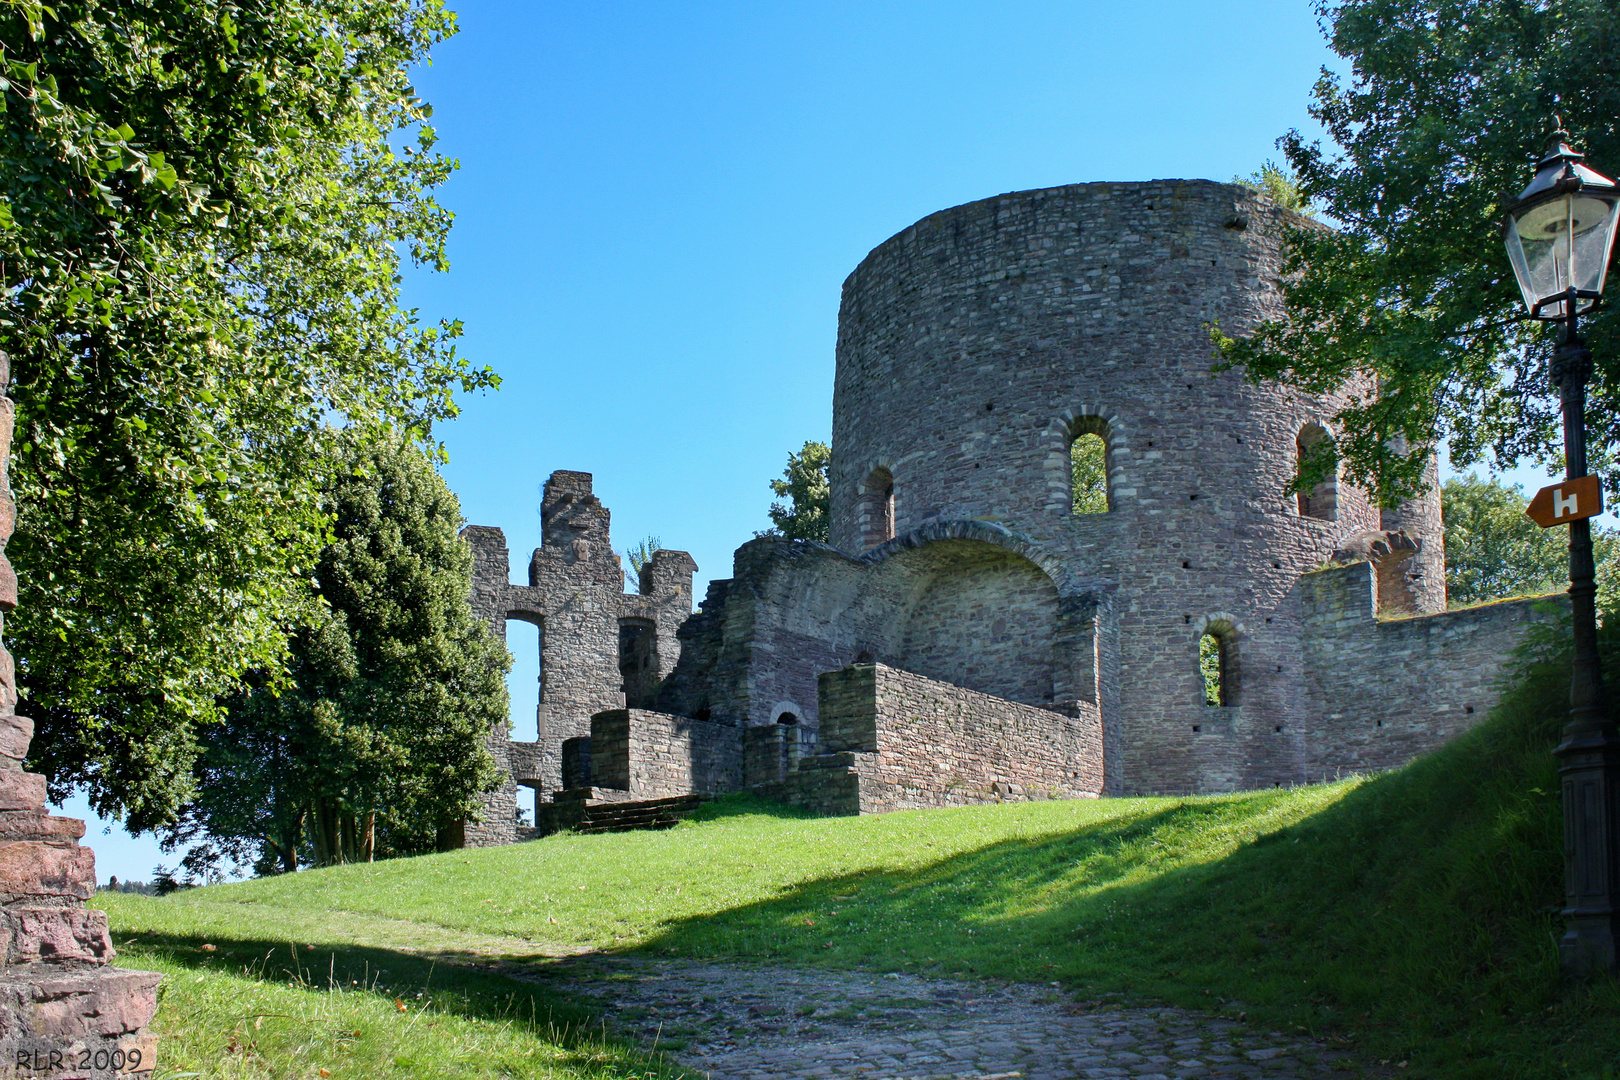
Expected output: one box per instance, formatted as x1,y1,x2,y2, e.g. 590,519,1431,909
554,958,1386,1080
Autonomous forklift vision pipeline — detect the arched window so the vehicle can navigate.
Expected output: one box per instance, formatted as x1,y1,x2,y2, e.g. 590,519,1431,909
1070,417,1110,514
1295,424,1339,521
855,467,895,550
1199,621,1239,707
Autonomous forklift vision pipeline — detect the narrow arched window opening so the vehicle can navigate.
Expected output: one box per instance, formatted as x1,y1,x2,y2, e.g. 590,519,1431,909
1200,624,1239,707
776,711,798,725
856,467,896,550
1295,424,1339,521
1069,417,1110,514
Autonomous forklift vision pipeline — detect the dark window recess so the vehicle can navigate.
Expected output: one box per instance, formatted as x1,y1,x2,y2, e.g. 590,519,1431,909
618,619,659,709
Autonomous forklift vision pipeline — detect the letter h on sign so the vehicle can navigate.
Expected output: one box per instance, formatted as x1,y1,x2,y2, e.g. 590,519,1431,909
1527,475,1605,528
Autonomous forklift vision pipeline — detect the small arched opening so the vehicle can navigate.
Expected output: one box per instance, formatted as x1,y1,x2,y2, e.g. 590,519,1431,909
1295,424,1339,521
1199,620,1240,708
1069,416,1111,515
855,466,896,550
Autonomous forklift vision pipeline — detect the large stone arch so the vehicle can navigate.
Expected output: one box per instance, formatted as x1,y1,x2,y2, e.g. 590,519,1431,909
858,519,1084,598
883,539,1060,706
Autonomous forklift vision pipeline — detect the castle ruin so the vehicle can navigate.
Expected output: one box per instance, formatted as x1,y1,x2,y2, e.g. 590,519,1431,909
461,179,1554,843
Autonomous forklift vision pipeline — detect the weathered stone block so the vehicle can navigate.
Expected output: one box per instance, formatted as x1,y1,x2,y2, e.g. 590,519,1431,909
0,815,83,846
0,844,94,903
0,775,46,815
0,718,31,767
8,909,113,966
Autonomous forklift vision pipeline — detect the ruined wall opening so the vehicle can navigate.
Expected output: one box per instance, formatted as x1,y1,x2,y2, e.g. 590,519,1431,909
1069,417,1110,514
855,466,896,550
1199,621,1239,707
1295,424,1339,521
504,616,542,825
618,618,659,709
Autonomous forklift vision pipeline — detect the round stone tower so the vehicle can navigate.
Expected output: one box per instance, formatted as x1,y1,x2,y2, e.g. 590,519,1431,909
829,179,1445,793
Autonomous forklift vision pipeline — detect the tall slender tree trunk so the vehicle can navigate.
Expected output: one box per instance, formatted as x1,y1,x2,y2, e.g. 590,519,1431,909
360,812,375,863
311,801,342,866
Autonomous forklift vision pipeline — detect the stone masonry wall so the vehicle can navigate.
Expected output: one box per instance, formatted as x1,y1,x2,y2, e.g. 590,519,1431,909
461,472,696,845
791,663,1104,814
1298,561,1556,777
589,709,743,800
0,353,161,1076
826,179,1447,794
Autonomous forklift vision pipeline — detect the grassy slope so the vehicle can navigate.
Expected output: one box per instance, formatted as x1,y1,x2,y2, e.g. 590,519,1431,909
105,623,1620,1080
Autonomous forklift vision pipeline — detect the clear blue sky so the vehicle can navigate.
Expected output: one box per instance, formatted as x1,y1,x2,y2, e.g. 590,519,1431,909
63,0,1579,882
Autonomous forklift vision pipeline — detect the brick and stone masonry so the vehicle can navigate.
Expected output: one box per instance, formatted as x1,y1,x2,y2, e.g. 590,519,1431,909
767,663,1106,816
0,353,161,1077
461,179,1558,840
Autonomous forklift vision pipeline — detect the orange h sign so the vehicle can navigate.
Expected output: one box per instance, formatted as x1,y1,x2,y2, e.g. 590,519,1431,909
1526,475,1605,528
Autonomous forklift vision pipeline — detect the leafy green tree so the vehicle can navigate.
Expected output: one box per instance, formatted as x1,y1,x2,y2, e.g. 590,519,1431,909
168,433,507,874
766,440,831,541
0,0,494,830
1442,474,1619,608
1232,161,1312,214
1071,434,1108,514
1215,0,1620,504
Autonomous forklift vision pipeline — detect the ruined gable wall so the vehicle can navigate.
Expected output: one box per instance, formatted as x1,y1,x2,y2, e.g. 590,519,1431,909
461,473,695,844
1298,561,1555,776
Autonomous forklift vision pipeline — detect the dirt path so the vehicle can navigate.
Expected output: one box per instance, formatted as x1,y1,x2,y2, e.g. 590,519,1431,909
542,956,1387,1080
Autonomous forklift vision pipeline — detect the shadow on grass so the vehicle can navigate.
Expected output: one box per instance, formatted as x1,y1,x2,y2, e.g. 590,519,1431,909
638,650,1620,1080
687,791,815,823
109,927,659,1071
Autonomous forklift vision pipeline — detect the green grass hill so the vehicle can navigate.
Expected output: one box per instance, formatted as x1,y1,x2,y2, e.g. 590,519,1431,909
102,614,1620,1079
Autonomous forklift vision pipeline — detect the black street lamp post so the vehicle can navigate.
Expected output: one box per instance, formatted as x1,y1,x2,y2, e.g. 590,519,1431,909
1504,128,1620,976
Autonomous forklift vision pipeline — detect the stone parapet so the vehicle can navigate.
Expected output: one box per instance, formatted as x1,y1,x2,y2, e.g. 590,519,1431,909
589,709,743,800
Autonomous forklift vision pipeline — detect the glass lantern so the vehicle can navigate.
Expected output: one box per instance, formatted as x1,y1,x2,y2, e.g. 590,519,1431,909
1504,133,1620,320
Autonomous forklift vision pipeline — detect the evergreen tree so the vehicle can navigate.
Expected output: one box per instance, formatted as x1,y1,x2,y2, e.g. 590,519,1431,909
169,433,507,873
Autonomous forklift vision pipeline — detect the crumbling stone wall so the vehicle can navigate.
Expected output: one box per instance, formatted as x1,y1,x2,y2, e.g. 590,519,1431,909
1298,561,1556,776
460,179,1537,842
653,525,1098,747
589,709,743,799
770,663,1104,815
0,354,161,1075
462,471,695,845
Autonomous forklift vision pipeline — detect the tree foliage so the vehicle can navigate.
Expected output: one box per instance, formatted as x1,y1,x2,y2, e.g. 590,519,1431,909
1215,0,1620,504
1232,161,1313,214
620,535,661,592
168,433,507,876
1070,433,1108,514
766,440,830,542
0,0,494,829
1442,473,1619,607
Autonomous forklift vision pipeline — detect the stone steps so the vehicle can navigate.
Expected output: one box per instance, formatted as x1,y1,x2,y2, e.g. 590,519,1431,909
572,794,710,834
